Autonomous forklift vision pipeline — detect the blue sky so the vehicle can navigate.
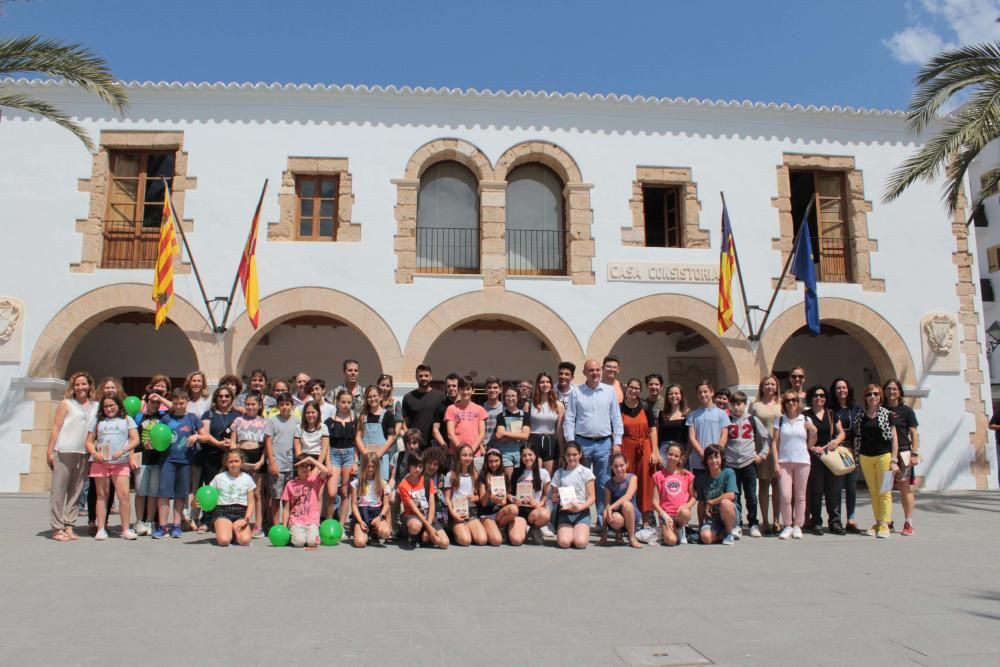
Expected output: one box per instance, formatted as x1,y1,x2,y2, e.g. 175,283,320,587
3,0,999,110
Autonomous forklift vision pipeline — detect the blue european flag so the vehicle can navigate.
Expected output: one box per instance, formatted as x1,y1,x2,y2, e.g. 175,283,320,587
790,220,820,336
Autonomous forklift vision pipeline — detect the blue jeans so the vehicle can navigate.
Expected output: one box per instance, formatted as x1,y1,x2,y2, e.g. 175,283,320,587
577,436,611,521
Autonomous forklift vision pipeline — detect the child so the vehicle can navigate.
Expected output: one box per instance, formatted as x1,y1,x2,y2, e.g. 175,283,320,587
446,444,487,546
508,445,551,546
350,452,392,548
265,393,298,532
209,449,255,546
133,380,169,536
422,446,452,532
651,443,696,546
493,386,531,476
725,391,769,538
325,389,357,523
230,392,269,538
396,451,449,549
686,380,730,523
600,453,642,548
551,442,596,549
714,388,732,414
478,448,514,546
153,389,202,539
354,385,397,483
444,376,488,461
388,429,423,534
307,379,336,421
282,454,330,547
85,395,139,540
698,444,738,545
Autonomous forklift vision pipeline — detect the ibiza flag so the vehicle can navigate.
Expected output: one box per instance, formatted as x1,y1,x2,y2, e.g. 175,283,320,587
790,220,820,336
237,182,266,329
716,202,737,335
152,183,180,330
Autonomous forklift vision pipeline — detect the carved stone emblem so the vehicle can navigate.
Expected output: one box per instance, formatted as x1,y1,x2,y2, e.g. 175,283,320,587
923,314,955,355
0,299,20,344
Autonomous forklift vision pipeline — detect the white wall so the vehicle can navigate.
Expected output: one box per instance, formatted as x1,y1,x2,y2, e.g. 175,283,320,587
424,329,558,383
243,323,382,387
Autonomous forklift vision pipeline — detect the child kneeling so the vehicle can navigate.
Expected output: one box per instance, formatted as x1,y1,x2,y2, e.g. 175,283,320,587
396,451,449,549
208,449,255,547
282,454,330,547
351,452,392,547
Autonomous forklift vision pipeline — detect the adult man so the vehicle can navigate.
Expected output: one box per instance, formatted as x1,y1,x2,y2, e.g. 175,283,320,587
556,362,576,407
293,372,311,409
518,380,533,411
602,355,624,403
563,359,623,521
644,373,665,421
481,376,504,445
401,365,445,449
332,359,363,416
432,373,460,448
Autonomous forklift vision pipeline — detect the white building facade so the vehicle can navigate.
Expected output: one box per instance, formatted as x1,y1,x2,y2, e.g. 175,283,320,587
0,80,993,492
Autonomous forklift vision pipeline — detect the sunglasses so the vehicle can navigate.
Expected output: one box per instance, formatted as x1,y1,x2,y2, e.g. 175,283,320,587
813,394,826,399
865,391,880,397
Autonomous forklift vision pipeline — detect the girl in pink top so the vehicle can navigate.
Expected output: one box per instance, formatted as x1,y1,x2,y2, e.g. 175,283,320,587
651,443,696,546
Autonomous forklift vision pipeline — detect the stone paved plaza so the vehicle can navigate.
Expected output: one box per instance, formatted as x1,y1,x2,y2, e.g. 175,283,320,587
4,491,1000,666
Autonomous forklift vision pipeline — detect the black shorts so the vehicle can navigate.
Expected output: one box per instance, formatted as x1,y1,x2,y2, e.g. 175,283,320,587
241,447,263,465
353,505,384,530
518,506,536,521
529,433,559,462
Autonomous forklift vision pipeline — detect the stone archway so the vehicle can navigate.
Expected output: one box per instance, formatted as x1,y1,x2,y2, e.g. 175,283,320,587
402,290,585,376
756,297,917,387
586,294,754,388
28,283,219,379
228,287,403,379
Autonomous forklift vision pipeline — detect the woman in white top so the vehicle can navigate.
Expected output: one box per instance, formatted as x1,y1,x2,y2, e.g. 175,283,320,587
47,371,97,541
773,389,816,540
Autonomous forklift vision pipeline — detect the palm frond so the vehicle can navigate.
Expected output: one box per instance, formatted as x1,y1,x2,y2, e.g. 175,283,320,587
907,41,1000,132
0,92,94,151
0,35,128,114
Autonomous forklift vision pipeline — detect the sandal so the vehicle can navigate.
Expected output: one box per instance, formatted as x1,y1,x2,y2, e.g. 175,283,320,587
51,530,70,542
65,527,79,540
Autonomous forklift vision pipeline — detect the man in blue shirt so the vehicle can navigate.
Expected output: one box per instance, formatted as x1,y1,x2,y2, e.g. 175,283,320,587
564,359,624,522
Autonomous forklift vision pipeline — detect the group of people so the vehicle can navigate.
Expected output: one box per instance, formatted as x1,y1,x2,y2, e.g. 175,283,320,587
45,356,920,549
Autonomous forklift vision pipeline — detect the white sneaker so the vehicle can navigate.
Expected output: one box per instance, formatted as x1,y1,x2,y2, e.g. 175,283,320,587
136,521,150,536
792,526,803,539
678,527,688,544
779,527,793,540
540,526,555,539
732,526,742,540
121,529,137,540
95,529,108,541
749,525,762,538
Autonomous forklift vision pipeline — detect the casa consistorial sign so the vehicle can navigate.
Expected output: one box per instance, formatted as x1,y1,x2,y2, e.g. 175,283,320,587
607,262,719,284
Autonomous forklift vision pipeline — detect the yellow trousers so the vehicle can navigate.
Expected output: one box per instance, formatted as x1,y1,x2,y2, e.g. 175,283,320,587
860,453,893,525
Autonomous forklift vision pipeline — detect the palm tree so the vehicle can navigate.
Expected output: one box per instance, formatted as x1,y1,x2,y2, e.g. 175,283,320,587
883,41,1000,214
0,34,128,152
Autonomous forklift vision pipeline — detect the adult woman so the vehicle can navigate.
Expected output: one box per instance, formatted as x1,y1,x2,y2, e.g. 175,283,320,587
265,378,297,419
751,374,782,534
235,369,276,413
97,377,126,401
47,371,97,541
788,366,807,400
377,374,405,441
853,384,899,538
773,389,816,540
831,378,863,533
620,378,659,525
803,385,846,535
657,384,688,465
196,385,239,532
184,371,211,418
528,371,564,480
884,379,919,536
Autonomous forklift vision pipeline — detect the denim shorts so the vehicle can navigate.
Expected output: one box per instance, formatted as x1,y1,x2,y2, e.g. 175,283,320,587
498,443,520,469
157,460,191,499
329,448,355,469
135,464,160,496
557,509,592,527
268,470,294,498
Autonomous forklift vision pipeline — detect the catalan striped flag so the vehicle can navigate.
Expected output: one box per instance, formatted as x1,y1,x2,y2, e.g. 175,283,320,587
237,183,265,329
716,202,736,335
152,182,180,330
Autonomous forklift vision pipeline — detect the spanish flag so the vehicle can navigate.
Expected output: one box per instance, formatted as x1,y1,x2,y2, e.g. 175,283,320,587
237,182,266,329
716,202,736,335
153,182,180,330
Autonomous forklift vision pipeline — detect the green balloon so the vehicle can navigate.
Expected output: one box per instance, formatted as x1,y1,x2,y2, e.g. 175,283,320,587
268,524,291,547
123,396,141,418
195,485,219,513
319,519,343,545
150,423,172,452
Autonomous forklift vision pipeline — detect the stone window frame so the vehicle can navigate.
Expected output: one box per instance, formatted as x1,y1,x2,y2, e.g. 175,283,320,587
73,130,196,273
771,153,883,291
268,157,360,242
622,166,708,248
394,138,594,286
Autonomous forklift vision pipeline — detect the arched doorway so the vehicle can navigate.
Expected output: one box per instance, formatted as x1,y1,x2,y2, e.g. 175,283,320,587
241,315,382,386
424,319,560,384
65,312,198,395
608,320,729,399
772,324,880,391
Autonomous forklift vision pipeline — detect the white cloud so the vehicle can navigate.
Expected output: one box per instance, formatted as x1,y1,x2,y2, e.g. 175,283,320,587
885,0,1000,64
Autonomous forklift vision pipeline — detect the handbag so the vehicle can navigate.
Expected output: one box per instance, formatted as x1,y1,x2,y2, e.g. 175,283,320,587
819,446,856,476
